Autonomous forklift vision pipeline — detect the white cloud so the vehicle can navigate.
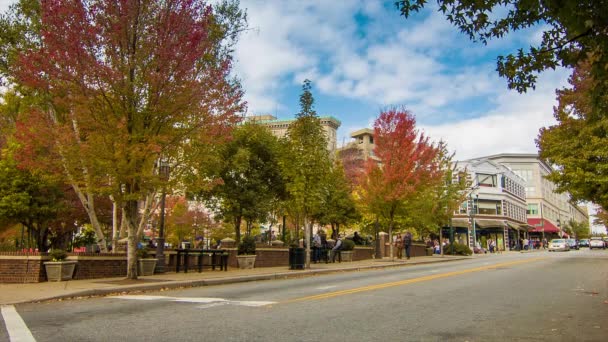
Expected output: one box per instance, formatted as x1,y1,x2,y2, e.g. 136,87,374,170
421,69,570,160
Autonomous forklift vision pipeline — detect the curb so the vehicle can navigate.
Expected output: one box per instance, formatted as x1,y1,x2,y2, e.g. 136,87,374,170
16,257,467,305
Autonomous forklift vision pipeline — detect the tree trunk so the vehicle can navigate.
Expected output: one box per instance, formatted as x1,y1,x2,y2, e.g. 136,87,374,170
70,185,109,252
304,216,311,269
234,216,242,243
388,219,394,261
374,217,381,258
111,196,118,253
125,199,139,279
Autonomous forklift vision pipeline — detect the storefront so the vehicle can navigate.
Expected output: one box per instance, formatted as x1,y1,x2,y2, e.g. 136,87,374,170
527,218,560,241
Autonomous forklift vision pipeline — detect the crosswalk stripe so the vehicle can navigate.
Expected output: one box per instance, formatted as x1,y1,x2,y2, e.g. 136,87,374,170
1,305,36,342
108,295,275,307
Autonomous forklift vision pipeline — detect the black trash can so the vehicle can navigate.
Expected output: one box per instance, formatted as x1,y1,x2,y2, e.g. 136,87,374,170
289,247,305,270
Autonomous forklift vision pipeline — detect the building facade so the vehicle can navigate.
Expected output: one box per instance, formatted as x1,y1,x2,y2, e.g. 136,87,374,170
485,154,589,239
246,114,341,154
449,158,528,251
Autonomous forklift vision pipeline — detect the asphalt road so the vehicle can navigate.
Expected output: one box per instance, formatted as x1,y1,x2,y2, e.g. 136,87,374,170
2,249,608,342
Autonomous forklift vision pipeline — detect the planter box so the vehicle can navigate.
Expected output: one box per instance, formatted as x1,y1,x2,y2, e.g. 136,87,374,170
44,261,77,282
340,251,353,262
236,255,256,269
138,259,157,276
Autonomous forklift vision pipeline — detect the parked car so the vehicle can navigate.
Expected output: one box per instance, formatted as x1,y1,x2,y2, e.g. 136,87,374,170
566,239,579,250
578,239,590,248
548,239,570,252
590,237,606,250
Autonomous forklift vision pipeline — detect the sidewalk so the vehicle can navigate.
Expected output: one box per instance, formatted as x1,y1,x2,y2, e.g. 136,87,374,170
0,255,467,305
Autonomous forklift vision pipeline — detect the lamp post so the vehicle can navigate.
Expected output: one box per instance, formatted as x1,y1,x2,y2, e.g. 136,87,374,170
468,193,478,253
155,160,170,273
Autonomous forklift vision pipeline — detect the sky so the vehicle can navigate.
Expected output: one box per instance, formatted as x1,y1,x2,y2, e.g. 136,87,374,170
0,1,603,233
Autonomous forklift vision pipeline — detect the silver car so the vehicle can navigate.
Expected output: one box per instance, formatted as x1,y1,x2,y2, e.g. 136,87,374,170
589,237,605,250
548,239,570,252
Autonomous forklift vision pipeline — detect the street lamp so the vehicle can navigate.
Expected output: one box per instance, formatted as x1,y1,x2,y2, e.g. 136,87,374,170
468,193,478,253
155,160,170,273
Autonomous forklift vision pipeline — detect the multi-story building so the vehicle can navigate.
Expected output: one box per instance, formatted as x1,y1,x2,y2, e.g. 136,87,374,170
246,114,341,154
449,158,528,251
485,154,589,239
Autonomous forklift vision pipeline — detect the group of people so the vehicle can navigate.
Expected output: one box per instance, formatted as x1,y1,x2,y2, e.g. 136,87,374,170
392,231,413,259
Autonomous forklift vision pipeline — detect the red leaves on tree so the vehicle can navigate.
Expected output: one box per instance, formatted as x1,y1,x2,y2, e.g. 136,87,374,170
13,0,245,191
364,107,441,204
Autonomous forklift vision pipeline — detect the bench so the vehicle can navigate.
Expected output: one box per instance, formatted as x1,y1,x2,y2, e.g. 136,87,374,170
175,249,228,273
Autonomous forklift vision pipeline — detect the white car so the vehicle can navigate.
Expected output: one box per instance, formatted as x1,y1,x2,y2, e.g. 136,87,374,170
589,237,606,250
548,239,570,252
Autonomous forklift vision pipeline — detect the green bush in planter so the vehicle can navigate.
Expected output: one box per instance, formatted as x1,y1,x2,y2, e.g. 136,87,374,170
136,248,151,259
341,239,355,251
49,249,68,261
238,235,256,255
442,243,472,256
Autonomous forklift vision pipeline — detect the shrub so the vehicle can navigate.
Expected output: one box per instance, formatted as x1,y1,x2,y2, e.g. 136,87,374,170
136,248,150,259
341,239,355,251
49,249,68,261
442,243,472,256
238,235,256,255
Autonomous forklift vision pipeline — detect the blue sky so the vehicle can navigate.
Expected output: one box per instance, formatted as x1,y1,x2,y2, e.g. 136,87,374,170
231,1,569,160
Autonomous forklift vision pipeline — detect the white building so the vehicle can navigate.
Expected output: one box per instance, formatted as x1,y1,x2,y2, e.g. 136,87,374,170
450,158,528,251
485,154,589,238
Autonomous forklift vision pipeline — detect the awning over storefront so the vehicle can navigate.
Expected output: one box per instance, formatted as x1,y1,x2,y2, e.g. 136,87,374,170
506,221,521,230
451,218,469,228
474,219,506,228
527,218,560,233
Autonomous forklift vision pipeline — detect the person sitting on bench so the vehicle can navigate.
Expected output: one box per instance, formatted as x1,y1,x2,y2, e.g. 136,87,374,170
332,237,343,262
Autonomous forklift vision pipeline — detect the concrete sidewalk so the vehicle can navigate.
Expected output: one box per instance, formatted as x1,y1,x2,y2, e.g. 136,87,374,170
0,255,468,305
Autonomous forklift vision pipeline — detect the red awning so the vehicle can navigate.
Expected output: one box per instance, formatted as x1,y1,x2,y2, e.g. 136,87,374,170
527,218,560,233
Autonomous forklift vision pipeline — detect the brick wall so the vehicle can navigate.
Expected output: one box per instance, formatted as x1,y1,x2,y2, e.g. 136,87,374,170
0,254,46,283
0,252,128,283
70,255,127,279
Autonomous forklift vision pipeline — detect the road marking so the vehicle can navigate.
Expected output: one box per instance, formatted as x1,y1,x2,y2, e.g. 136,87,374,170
108,295,275,307
281,258,545,304
316,285,337,290
1,305,36,342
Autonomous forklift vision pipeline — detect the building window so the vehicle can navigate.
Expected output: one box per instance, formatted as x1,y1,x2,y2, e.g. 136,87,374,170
527,203,539,215
477,174,497,187
477,200,502,215
369,136,374,144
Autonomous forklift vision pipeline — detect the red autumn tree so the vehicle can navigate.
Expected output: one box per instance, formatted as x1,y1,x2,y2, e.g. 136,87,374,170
359,107,441,259
13,0,246,278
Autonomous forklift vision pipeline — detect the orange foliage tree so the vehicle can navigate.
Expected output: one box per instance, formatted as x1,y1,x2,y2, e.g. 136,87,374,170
358,107,442,259
13,0,246,278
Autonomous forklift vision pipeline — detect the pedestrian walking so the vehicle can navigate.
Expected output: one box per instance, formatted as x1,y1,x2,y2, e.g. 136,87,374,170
403,231,412,260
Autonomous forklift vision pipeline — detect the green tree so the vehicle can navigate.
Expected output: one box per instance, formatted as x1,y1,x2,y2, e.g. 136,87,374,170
563,219,590,240
281,80,332,268
537,62,608,210
316,161,360,238
201,122,284,243
0,148,63,252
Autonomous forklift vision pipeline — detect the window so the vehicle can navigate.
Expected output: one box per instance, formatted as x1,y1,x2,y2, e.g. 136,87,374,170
369,136,374,144
477,174,497,187
527,204,539,215
477,200,502,215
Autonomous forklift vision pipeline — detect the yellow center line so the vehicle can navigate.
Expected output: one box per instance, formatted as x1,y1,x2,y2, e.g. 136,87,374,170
280,257,545,304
